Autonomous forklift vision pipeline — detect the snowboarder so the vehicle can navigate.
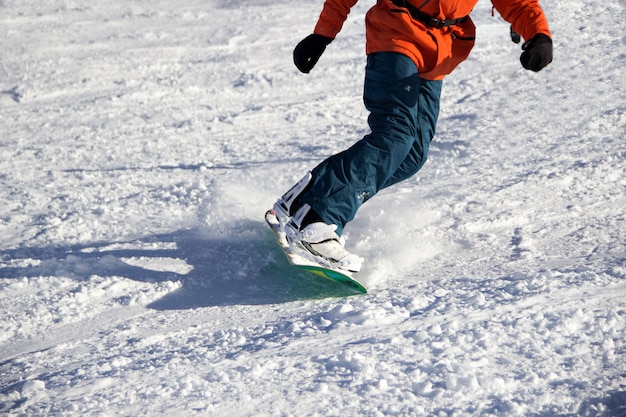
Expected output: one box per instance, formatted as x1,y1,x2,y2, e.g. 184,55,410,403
270,0,553,272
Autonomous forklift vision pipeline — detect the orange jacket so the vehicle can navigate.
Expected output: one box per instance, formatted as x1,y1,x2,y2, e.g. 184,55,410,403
313,0,551,80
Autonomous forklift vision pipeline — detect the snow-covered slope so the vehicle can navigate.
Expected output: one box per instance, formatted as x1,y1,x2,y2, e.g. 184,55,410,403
1,0,625,415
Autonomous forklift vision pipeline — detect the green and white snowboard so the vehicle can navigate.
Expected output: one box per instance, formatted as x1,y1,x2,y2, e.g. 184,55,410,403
265,209,367,294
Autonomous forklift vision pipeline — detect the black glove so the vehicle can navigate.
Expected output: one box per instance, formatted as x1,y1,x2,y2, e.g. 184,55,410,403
520,34,553,72
293,34,333,73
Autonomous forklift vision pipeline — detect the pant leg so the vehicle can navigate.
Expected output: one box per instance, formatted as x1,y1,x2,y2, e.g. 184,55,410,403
380,75,441,189
299,52,441,234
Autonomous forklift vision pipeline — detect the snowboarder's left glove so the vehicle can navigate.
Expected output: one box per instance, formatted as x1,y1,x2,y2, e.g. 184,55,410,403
293,34,333,73
520,34,553,72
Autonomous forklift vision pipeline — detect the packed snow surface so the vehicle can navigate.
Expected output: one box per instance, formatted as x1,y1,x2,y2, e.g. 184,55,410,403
1,0,625,416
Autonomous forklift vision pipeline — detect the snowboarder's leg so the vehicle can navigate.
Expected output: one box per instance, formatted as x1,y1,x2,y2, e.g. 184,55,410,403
298,52,441,234
380,75,441,189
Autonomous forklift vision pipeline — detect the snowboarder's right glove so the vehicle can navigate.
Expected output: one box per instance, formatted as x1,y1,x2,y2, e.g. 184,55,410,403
520,33,553,72
293,34,333,73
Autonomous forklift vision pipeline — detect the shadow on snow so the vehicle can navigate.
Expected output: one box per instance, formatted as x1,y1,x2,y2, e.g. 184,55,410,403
0,220,357,309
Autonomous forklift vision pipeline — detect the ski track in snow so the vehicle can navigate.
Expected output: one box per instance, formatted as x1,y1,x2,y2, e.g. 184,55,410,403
1,0,625,416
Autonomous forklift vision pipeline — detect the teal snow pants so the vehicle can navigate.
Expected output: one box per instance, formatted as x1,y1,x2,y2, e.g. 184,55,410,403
300,52,442,235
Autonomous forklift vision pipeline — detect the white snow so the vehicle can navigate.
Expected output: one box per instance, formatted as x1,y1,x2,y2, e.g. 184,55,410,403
1,0,625,415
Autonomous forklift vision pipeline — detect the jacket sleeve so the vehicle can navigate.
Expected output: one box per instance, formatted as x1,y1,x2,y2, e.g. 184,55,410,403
313,0,359,39
491,0,551,42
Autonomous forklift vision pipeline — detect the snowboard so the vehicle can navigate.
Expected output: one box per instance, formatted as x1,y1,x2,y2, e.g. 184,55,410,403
265,209,367,294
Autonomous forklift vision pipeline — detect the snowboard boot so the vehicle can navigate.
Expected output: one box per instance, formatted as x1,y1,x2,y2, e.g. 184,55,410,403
285,204,363,273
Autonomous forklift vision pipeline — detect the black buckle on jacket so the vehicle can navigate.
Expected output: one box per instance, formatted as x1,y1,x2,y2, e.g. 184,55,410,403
391,0,468,28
